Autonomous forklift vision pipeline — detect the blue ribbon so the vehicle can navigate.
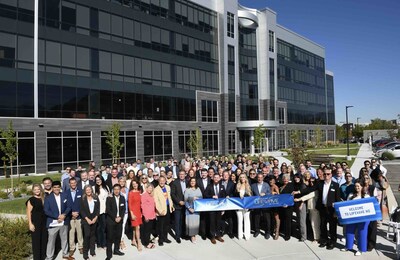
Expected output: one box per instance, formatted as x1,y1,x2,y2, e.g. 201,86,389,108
333,197,382,225
194,194,294,212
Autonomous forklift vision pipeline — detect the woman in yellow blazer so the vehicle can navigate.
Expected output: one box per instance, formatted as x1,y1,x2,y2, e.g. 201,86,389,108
153,176,174,246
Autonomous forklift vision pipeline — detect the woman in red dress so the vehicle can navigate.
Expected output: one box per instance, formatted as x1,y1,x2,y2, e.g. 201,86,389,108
128,179,143,251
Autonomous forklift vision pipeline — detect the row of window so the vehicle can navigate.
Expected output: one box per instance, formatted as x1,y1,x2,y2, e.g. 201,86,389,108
0,32,219,93
277,39,325,72
278,86,326,106
201,100,218,123
100,131,137,165
239,27,257,51
277,64,325,88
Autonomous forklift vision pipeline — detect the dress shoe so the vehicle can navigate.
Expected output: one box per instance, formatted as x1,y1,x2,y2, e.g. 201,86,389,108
264,233,270,240
228,233,235,239
165,239,172,244
326,244,334,250
176,238,181,244
69,250,75,256
63,257,74,260
319,243,327,248
210,238,217,244
113,250,125,256
299,238,305,242
253,231,260,238
216,236,224,242
158,241,164,246
79,248,83,254
201,235,207,240
284,237,290,241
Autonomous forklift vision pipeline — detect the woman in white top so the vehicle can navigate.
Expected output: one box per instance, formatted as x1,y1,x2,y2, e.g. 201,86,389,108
119,176,129,250
234,173,252,240
93,175,110,249
341,180,370,256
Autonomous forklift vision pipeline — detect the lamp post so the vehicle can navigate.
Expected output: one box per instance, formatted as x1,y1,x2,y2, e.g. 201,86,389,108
346,106,354,160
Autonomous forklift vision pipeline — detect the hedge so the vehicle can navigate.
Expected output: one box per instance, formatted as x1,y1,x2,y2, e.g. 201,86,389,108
0,217,31,259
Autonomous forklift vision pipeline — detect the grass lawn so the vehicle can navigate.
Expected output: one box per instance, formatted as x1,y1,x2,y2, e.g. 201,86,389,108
0,173,62,191
0,197,27,215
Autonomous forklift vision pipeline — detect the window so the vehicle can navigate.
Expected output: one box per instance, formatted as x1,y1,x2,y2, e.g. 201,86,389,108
0,132,35,175
278,107,285,124
227,12,234,38
269,58,275,100
202,130,218,156
101,131,136,165
47,131,92,171
178,130,194,156
269,30,274,52
201,100,217,122
143,131,172,161
61,2,76,32
228,130,236,154
228,45,235,66
0,31,16,68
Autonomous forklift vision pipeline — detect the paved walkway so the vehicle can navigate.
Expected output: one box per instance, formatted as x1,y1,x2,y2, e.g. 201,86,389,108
350,143,375,176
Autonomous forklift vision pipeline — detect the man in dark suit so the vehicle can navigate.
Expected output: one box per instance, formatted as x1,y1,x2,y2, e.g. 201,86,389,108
62,170,80,192
316,167,341,250
105,184,126,260
204,173,227,244
221,170,235,238
44,181,72,260
196,168,210,240
66,178,83,257
251,173,272,239
170,170,187,243
77,171,94,191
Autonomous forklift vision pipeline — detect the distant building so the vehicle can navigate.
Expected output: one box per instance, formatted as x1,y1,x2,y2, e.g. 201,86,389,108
0,0,335,174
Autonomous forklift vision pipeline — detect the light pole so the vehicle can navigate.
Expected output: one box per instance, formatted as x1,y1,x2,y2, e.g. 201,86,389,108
346,105,354,160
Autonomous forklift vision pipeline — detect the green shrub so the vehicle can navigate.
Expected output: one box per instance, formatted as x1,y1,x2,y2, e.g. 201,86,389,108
381,152,395,160
13,191,22,198
19,185,27,194
0,191,8,200
0,217,31,259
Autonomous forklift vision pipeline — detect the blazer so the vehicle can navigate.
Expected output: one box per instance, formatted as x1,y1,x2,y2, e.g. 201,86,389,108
80,196,100,222
196,178,210,195
44,192,71,228
77,180,95,191
204,182,227,199
221,180,235,197
170,179,187,209
251,182,271,196
316,180,340,209
154,185,174,216
105,195,126,224
62,177,81,191
66,188,82,219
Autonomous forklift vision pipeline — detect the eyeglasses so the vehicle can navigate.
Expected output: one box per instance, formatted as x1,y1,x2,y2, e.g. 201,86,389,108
323,173,331,176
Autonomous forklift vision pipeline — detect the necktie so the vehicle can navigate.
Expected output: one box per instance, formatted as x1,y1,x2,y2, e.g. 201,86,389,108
215,185,218,197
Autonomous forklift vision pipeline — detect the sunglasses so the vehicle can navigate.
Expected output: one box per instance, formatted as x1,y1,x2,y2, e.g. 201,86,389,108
323,173,331,176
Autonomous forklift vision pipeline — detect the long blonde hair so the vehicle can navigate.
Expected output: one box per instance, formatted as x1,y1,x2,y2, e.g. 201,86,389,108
32,183,44,202
236,173,252,196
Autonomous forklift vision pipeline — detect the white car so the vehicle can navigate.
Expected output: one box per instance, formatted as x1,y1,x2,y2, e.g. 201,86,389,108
376,143,400,159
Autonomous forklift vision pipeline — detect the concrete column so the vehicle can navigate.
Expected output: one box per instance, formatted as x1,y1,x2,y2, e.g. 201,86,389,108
35,129,46,174
172,131,179,158
250,130,255,155
92,130,101,166
136,130,144,160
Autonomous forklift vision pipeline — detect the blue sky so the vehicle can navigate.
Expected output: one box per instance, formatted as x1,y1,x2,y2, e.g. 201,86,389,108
239,0,400,124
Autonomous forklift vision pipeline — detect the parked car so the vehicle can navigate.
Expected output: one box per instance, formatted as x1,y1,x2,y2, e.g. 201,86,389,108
376,143,400,159
372,138,393,150
375,141,400,152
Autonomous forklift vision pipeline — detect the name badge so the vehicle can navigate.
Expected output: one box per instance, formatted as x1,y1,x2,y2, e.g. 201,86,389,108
63,199,67,203
330,189,335,192
77,195,81,198
94,200,97,202
120,203,124,206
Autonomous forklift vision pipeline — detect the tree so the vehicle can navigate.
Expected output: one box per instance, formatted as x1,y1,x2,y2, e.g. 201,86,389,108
105,122,124,164
335,124,346,141
365,118,397,130
314,125,323,148
187,128,202,158
287,130,307,169
0,121,18,191
252,124,266,153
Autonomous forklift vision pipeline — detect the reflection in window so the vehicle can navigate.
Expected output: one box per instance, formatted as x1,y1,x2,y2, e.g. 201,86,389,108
202,130,218,156
101,131,136,165
144,131,172,161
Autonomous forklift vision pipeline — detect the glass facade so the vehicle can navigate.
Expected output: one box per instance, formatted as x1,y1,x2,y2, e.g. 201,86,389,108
277,39,330,125
47,131,92,171
228,130,236,154
326,74,335,125
228,45,236,122
178,130,194,156
202,130,218,156
239,26,259,121
101,131,136,165
201,100,218,122
0,131,35,175
144,131,172,161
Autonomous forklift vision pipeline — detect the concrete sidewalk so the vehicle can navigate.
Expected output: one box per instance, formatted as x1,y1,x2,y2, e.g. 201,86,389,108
350,143,375,176
55,223,397,260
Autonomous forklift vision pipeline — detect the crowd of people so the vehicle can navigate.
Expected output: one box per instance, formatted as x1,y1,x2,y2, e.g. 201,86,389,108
25,155,390,260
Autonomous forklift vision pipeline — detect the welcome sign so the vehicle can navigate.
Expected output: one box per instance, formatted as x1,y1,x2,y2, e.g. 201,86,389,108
194,194,294,212
333,197,382,225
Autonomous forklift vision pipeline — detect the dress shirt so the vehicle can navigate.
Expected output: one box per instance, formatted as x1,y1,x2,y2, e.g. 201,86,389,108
70,189,76,202
214,184,219,197
222,180,228,190
55,194,61,214
258,183,263,194
115,195,120,217
202,179,208,189
322,180,331,206
88,199,95,214
180,180,186,193
81,180,89,187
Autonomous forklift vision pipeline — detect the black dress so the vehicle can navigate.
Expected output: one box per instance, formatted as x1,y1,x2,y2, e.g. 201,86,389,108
26,196,47,260
279,183,294,240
